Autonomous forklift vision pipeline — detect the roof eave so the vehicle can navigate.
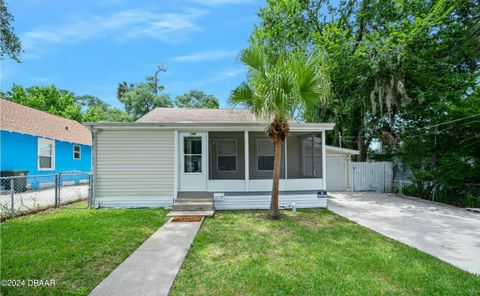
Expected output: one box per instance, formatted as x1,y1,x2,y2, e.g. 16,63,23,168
326,145,360,155
85,122,335,132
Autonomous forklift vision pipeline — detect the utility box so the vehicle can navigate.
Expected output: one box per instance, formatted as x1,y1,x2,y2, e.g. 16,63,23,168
213,192,225,201
317,190,328,199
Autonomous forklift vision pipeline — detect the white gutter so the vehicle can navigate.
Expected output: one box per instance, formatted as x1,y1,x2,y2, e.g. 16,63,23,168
85,122,335,132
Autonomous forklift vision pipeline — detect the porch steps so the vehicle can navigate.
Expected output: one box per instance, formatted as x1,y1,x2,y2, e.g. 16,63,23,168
167,192,215,217
177,192,214,199
172,201,213,211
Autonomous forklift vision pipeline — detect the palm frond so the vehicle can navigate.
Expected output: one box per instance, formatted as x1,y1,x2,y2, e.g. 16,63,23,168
239,46,266,73
472,15,480,43
230,44,331,123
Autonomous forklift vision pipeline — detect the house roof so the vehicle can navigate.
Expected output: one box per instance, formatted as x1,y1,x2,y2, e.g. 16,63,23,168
86,107,335,131
326,145,359,155
0,99,92,145
86,108,335,132
137,108,266,124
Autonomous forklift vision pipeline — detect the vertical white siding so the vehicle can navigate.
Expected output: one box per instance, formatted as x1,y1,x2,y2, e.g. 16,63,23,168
94,129,174,208
326,155,347,191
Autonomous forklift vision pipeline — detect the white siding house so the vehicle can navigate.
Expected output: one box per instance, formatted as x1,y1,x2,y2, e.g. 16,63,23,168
87,108,356,210
94,129,174,208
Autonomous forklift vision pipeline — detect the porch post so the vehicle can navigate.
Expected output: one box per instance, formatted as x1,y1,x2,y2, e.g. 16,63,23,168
173,130,179,200
284,137,288,180
244,130,249,191
322,130,327,190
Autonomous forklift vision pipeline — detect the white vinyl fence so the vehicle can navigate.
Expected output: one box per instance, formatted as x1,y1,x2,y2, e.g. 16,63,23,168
353,162,393,193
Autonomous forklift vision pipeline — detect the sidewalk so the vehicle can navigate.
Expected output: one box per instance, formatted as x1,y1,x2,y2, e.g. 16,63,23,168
89,219,203,296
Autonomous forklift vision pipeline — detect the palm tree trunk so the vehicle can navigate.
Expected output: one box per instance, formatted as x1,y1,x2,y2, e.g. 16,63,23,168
269,140,282,219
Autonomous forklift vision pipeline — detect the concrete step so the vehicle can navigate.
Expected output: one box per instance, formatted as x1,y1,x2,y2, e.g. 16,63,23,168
173,200,213,207
172,204,214,212
177,192,213,199
167,210,215,217
174,198,213,203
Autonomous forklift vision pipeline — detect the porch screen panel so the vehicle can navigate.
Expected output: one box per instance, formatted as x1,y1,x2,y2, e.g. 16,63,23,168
248,132,285,179
257,139,275,171
302,134,322,178
217,139,237,171
209,132,245,180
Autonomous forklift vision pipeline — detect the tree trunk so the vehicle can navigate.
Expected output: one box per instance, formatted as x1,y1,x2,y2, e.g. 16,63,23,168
358,131,367,161
269,140,282,219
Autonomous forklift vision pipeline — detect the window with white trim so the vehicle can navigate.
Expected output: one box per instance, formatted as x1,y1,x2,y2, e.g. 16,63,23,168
73,145,81,159
257,139,275,171
217,139,237,171
38,138,55,170
184,136,202,173
302,135,322,177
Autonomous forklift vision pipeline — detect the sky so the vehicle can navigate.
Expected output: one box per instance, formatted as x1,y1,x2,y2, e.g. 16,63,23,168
0,0,265,108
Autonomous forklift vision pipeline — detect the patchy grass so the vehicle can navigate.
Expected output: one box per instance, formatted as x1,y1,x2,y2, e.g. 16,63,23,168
1,202,168,295
171,210,480,295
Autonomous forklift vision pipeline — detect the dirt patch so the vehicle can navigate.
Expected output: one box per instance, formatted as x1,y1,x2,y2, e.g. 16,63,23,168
171,216,203,222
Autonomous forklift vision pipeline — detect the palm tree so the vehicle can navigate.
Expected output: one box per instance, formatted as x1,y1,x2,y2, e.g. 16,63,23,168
229,45,331,219
117,81,133,100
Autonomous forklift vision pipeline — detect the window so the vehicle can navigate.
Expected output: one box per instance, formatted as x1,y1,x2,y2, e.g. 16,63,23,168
257,139,275,171
184,136,202,173
73,145,81,159
302,135,322,177
38,138,55,170
217,140,237,171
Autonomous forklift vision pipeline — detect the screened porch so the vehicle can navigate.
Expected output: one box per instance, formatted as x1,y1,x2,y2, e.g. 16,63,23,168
206,131,325,192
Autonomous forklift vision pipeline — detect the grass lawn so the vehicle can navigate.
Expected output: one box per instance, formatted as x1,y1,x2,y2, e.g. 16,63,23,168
1,202,168,295
171,210,480,295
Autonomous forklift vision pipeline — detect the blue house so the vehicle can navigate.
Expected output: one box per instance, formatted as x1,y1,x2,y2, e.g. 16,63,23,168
1,99,92,188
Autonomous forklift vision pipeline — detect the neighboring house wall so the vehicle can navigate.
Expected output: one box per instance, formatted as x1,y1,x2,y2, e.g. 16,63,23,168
0,130,91,174
94,129,174,208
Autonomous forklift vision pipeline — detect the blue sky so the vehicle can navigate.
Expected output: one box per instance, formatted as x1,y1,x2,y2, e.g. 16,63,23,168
1,0,264,108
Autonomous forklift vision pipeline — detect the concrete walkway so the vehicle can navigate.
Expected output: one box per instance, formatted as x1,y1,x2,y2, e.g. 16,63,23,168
89,219,202,296
328,192,480,275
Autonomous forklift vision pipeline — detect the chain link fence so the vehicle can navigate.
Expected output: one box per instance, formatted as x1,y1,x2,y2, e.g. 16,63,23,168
0,172,92,220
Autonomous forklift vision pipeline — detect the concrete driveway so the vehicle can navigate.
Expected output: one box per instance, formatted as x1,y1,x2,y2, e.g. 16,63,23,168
328,192,480,275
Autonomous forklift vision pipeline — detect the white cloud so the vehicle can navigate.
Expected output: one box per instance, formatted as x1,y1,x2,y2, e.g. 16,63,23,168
192,68,243,86
172,49,238,62
224,69,243,77
21,8,206,58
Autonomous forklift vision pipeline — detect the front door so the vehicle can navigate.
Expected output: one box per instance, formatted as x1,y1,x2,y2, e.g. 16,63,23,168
179,132,207,191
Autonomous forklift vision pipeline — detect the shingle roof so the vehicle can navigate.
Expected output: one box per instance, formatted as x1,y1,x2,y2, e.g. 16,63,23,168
136,108,267,124
0,99,92,145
